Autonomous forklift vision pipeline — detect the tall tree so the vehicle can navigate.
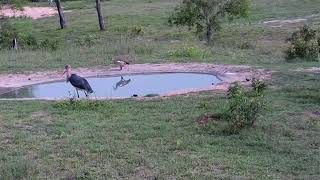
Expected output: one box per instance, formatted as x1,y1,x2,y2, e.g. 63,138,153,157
169,0,249,45
55,0,66,29
95,0,105,31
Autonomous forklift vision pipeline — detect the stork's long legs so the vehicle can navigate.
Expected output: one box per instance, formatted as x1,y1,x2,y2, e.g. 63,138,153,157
76,89,80,98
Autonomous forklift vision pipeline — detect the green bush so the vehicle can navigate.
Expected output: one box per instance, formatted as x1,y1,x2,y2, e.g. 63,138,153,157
0,21,38,50
39,38,60,51
19,33,38,48
286,25,320,61
238,41,255,50
0,21,19,49
53,100,106,111
131,25,145,36
0,0,28,9
75,34,97,47
224,79,267,134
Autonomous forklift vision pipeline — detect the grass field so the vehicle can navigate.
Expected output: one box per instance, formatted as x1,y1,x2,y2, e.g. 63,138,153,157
1,0,319,73
0,0,320,179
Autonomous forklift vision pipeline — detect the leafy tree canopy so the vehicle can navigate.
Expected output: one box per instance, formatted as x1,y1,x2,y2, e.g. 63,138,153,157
169,0,249,45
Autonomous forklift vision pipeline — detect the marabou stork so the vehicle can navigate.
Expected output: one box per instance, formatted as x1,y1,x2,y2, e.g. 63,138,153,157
62,65,93,98
113,55,130,70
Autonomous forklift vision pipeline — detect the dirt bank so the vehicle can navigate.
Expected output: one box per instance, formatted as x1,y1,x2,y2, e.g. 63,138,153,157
0,63,271,99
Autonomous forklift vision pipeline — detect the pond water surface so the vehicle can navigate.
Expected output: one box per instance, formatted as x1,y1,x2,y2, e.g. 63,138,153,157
0,73,221,99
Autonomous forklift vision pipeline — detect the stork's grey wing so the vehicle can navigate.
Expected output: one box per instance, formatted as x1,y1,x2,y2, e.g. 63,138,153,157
69,74,87,90
82,79,93,93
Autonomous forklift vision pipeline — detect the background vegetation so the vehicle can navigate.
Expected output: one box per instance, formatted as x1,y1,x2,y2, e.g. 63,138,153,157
0,0,319,73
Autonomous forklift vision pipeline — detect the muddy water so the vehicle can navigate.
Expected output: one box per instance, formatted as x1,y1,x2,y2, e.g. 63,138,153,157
0,73,220,99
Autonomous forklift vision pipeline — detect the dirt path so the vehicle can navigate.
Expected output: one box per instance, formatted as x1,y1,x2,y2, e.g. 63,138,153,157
296,67,320,73
262,18,307,28
0,5,57,19
0,63,271,99
261,13,320,28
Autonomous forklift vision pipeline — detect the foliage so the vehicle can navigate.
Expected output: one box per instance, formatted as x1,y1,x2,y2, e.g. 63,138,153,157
0,21,18,49
286,25,320,61
0,0,28,9
238,41,255,50
0,20,38,49
39,38,60,51
75,34,97,47
0,20,61,50
168,0,249,45
53,99,106,111
131,25,145,36
224,79,267,134
144,93,159,97
19,33,38,48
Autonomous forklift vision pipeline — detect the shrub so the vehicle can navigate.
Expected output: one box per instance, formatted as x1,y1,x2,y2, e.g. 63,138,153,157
144,94,159,97
75,34,97,47
238,41,255,50
39,38,60,51
1,0,28,9
53,100,106,111
19,33,38,48
224,79,267,134
0,20,38,49
131,25,145,36
0,21,19,49
286,25,320,61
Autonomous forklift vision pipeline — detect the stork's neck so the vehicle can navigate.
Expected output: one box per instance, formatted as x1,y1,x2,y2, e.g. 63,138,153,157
66,70,72,79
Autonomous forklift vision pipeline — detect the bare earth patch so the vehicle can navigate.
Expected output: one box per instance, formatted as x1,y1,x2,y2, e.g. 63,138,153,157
262,13,320,28
0,63,271,100
296,67,320,73
0,5,57,19
262,18,307,28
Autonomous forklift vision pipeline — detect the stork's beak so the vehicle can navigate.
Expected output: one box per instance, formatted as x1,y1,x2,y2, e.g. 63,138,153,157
62,70,66,78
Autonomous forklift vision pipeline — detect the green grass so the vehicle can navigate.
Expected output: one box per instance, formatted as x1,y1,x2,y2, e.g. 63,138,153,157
0,72,319,179
0,0,320,178
0,0,319,73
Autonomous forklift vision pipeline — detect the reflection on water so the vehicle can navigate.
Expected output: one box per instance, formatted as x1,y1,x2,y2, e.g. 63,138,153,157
0,73,221,98
113,76,131,90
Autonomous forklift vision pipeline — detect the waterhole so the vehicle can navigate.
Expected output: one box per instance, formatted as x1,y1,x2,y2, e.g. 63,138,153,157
0,73,221,99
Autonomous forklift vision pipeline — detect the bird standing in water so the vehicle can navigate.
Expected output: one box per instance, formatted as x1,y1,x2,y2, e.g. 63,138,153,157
62,65,93,98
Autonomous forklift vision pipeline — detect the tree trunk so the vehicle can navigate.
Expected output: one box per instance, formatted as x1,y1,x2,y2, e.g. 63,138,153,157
95,0,105,31
55,0,66,29
206,23,213,45
12,38,18,50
